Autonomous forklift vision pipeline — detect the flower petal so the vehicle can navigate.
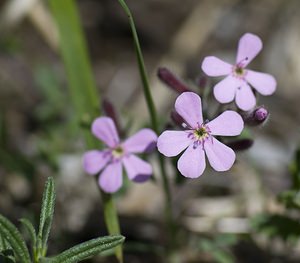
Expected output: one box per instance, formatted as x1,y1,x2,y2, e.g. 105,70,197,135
98,161,123,193
82,150,111,175
123,128,157,154
246,70,276,95
92,117,119,147
235,83,256,111
207,111,244,136
175,92,203,128
201,56,233,76
157,130,192,157
178,144,206,178
204,137,235,172
236,33,262,67
123,154,152,183
213,76,240,103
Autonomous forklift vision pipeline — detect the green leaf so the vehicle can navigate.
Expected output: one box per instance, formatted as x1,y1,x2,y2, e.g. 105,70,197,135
290,148,300,190
48,0,99,135
0,250,15,263
278,190,300,210
215,234,238,247
102,194,123,262
0,214,31,263
211,250,234,263
49,0,123,262
20,218,37,253
252,214,300,242
0,232,11,251
199,238,235,263
38,177,56,255
44,235,125,263
0,235,15,262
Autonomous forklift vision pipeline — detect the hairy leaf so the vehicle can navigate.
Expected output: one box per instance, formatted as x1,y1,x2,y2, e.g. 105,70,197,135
45,235,125,263
49,0,123,262
38,177,56,253
0,250,15,263
0,215,31,263
20,218,37,251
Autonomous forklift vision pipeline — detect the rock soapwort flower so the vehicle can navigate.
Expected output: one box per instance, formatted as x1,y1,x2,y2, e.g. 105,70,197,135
157,92,244,178
83,117,157,193
201,33,276,111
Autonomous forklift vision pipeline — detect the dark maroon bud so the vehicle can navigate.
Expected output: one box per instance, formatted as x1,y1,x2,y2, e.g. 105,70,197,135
157,67,191,94
242,106,269,126
170,110,186,128
226,139,254,151
196,75,207,89
102,98,123,135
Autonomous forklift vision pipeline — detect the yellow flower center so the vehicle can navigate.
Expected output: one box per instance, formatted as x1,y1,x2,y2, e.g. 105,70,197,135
234,66,245,76
112,146,124,158
194,127,209,140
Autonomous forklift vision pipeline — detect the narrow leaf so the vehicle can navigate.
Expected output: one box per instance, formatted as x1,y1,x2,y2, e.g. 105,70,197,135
0,214,31,263
49,0,123,262
102,193,123,262
20,218,37,251
0,250,15,263
38,177,56,253
46,235,125,263
48,0,99,133
0,234,15,262
0,232,11,251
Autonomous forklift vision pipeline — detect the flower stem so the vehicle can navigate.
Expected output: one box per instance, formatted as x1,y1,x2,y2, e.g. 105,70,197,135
117,0,158,133
49,0,122,262
116,0,176,251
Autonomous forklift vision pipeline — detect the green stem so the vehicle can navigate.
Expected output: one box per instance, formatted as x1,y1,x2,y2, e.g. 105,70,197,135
116,0,175,250
117,0,158,133
49,1,122,262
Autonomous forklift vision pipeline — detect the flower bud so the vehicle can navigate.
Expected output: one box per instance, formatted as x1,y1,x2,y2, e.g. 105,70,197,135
195,75,208,95
226,139,254,151
170,110,186,128
243,106,269,126
196,76,207,88
157,67,191,94
102,98,123,135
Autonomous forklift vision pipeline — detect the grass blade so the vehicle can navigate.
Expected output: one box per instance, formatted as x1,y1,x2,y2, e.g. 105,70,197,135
49,0,123,261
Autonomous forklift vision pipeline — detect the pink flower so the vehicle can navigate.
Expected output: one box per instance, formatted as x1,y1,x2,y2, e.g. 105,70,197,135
157,92,244,178
83,117,157,193
201,33,277,111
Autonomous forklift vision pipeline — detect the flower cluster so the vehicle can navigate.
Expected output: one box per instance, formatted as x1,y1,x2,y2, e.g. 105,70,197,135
83,33,276,192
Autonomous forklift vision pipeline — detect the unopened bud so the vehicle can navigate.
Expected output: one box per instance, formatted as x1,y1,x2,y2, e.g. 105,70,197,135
102,99,123,135
226,139,254,151
196,76,207,88
171,110,186,128
157,67,191,94
243,106,269,126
